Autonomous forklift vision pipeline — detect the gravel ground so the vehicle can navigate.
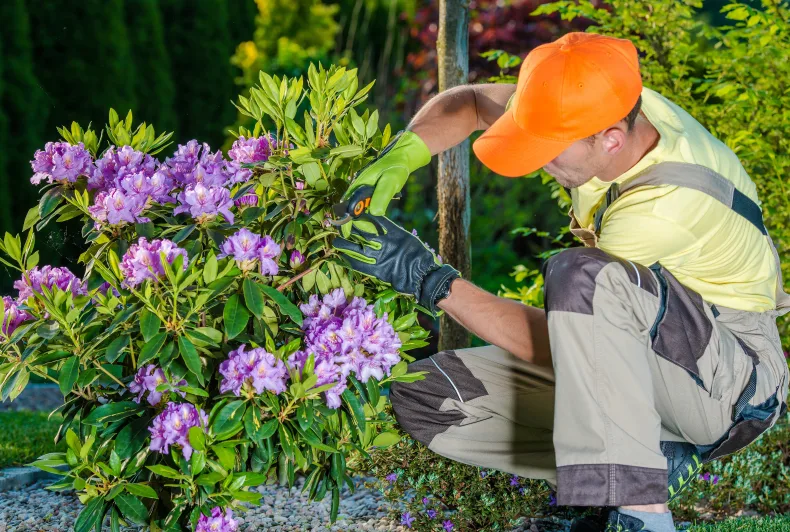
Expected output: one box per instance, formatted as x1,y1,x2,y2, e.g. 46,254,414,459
0,477,580,532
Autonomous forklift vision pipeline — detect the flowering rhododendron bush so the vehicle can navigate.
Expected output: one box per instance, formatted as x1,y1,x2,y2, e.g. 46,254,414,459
0,64,430,531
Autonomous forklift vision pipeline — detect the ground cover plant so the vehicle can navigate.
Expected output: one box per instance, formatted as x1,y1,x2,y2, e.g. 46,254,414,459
0,63,432,531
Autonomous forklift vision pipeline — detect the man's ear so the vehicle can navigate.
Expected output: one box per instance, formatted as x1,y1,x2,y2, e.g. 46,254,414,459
600,125,627,156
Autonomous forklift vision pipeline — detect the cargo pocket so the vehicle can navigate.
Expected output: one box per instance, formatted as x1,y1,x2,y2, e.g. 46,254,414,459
648,264,713,391
698,364,782,462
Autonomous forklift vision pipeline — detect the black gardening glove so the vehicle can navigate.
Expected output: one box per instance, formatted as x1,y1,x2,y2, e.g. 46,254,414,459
332,214,460,314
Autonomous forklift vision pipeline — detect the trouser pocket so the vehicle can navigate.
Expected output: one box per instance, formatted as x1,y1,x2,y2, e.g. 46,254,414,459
648,264,715,392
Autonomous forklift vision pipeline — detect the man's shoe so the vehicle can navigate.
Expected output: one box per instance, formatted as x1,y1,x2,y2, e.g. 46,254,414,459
604,509,654,531
661,441,703,502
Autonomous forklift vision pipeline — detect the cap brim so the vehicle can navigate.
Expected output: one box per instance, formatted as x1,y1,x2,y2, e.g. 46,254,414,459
473,111,574,178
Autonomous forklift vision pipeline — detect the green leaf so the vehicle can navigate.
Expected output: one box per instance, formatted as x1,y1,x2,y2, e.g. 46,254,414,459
372,431,401,448
223,294,250,340
115,417,151,460
300,162,321,186
115,493,149,525
392,312,416,331
203,253,218,284
109,450,121,476
212,400,246,439
390,361,407,378
124,483,157,499
329,144,364,158
243,278,265,319
135,221,155,239
73,497,106,532
365,378,380,409
139,309,161,342
172,224,196,244
104,335,130,363
58,356,79,396
137,331,167,366
258,284,303,326
315,269,330,294
188,426,206,452
83,402,141,427
196,471,224,486
62,432,80,460
178,336,204,386
341,389,366,434
212,444,236,471
189,327,223,345
146,465,182,479
39,186,64,219
23,206,41,232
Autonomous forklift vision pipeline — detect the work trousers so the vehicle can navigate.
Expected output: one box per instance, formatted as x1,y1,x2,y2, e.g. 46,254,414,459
390,247,788,506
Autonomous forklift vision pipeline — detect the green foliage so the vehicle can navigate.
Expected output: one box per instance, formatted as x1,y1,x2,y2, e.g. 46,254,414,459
0,29,10,233
0,0,47,238
0,411,65,468
123,0,178,134
160,0,237,150
671,417,790,519
29,0,137,137
688,515,790,531
232,0,340,85
1,64,430,530
369,434,588,531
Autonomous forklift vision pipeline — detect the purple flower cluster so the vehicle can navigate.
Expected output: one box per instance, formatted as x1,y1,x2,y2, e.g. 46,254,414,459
219,229,281,274
148,402,208,460
129,365,186,406
196,507,239,532
219,344,289,396
1,296,31,340
119,237,188,288
30,142,94,185
288,288,402,409
228,135,275,165
14,266,87,302
699,472,720,485
163,140,253,225
88,146,168,228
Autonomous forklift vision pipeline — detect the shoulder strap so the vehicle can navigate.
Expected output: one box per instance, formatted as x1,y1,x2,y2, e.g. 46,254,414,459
593,161,766,235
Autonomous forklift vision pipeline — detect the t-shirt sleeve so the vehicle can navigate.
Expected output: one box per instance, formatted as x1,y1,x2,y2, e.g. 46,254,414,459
597,209,699,267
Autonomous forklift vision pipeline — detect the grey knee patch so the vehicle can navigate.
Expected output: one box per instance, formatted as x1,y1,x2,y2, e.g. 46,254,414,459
543,247,656,314
390,350,487,447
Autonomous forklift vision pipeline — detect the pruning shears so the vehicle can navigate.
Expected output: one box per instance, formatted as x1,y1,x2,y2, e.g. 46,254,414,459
329,132,405,226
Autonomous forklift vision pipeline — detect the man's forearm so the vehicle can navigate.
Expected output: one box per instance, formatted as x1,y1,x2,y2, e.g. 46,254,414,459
407,83,515,155
436,278,551,367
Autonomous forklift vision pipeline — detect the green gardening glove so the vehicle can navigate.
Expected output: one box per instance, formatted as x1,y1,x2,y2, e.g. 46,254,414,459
343,130,432,216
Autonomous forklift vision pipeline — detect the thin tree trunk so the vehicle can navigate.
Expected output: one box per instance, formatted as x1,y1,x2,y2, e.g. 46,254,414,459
437,0,471,351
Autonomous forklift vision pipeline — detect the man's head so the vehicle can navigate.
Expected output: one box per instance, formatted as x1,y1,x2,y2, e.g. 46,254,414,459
473,33,644,187
543,95,642,188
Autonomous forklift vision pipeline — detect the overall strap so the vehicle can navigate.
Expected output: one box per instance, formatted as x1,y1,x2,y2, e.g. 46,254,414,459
593,161,766,235
591,161,789,313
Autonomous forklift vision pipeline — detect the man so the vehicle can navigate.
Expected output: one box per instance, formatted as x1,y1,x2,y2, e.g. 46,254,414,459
333,32,789,531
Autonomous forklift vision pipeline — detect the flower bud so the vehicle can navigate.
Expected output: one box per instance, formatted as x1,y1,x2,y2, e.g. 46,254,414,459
289,250,305,270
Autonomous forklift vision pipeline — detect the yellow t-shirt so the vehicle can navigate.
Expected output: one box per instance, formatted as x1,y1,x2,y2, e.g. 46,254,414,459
571,87,777,312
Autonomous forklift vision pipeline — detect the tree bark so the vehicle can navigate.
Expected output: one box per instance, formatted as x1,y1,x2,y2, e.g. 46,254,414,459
437,0,471,351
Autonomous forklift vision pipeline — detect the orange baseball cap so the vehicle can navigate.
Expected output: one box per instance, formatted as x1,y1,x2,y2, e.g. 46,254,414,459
473,32,643,177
